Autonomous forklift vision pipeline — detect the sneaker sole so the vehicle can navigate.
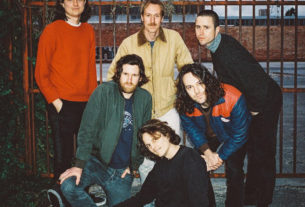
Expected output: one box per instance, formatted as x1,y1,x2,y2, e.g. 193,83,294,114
47,189,65,207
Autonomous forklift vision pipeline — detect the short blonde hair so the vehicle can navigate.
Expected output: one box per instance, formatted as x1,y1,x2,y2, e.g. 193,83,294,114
140,0,165,17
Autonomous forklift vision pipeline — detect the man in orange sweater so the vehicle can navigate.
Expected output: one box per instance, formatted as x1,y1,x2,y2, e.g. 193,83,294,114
35,0,97,206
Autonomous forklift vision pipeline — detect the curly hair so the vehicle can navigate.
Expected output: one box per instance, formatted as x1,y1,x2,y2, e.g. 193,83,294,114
112,54,149,87
137,119,180,161
53,0,91,23
175,63,225,114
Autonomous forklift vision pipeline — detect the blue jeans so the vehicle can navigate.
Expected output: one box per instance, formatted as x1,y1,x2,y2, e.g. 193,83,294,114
61,156,133,207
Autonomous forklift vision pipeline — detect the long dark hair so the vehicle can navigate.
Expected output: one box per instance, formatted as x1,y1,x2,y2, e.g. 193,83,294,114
53,0,91,23
175,63,225,114
137,119,180,161
112,54,149,87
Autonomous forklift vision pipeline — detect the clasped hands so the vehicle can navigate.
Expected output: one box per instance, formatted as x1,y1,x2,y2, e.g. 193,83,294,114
201,149,223,171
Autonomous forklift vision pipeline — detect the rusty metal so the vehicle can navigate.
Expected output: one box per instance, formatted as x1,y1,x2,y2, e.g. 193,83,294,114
293,1,299,174
29,7,37,174
126,0,130,37
279,1,284,174
23,0,32,174
23,0,305,179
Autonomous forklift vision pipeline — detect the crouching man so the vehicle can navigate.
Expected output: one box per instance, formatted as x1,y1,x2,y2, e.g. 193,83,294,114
176,63,251,207
59,54,152,207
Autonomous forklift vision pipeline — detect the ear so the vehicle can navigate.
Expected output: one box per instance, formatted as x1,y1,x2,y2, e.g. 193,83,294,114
215,26,220,36
141,15,144,22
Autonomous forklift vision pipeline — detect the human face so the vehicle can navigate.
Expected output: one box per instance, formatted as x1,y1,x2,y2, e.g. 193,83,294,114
142,132,171,158
195,16,220,47
119,64,141,99
183,72,208,106
61,0,86,23
141,3,163,38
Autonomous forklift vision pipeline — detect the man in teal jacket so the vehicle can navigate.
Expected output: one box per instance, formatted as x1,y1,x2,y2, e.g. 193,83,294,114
59,54,152,207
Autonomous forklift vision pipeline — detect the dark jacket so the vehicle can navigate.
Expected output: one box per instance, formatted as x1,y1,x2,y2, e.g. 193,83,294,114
211,34,281,113
180,84,251,160
75,81,152,171
114,146,209,207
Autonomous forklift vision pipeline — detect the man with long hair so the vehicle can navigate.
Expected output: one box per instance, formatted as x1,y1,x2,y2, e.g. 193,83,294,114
195,10,283,207
176,63,251,207
35,0,97,206
59,54,152,207
114,119,211,207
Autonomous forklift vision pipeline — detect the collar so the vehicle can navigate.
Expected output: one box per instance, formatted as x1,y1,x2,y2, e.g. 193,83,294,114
65,20,81,27
137,27,167,46
206,33,221,53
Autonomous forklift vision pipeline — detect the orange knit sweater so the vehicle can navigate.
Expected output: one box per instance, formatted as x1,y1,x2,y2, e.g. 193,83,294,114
35,20,97,103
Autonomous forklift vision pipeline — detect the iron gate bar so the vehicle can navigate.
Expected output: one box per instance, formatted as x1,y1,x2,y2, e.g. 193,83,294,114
279,0,284,175
98,1,103,82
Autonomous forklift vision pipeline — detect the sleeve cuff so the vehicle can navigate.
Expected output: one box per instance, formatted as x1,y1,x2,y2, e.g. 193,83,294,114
199,143,210,154
74,158,86,169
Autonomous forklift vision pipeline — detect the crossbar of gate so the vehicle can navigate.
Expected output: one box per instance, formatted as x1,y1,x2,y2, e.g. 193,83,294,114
22,0,305,178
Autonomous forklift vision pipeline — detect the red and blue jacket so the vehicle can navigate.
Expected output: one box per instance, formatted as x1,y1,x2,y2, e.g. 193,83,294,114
180,84,251,160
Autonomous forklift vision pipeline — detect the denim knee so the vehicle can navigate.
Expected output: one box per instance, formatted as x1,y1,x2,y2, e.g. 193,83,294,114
61,176,78,197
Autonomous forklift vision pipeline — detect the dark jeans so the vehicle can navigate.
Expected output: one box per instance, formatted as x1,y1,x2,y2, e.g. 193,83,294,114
61,156,133,207
245,82,283,205
48,100,87,181
208,138,247,207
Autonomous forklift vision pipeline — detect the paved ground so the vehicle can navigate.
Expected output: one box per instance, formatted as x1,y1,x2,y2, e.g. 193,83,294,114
125,177,305,207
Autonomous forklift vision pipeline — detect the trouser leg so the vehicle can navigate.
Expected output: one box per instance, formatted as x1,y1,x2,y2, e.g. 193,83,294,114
48,100,87,181
225,144,247,207
61,156,103,207
245,84,282,206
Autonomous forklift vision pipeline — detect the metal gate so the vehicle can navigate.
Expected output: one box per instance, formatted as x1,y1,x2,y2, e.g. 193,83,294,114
22,0,305,178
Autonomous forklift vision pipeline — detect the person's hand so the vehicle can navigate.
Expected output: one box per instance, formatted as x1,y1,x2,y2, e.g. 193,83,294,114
59,167,83,185
201,149,223,171
121,167,131,178
52,98,63,113
250,111,259,116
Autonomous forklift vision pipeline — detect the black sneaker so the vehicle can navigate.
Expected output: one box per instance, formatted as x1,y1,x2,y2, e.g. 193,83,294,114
47,188,64,207
90,193,107,206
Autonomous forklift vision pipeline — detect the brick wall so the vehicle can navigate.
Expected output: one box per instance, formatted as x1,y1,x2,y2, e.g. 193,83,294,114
92,23,305,61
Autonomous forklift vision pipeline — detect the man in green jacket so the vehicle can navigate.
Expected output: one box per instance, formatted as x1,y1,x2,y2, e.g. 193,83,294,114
59,54,152,207
107,2,193,200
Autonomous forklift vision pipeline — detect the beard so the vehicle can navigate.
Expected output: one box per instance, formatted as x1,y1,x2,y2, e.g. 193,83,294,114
119,82,137,94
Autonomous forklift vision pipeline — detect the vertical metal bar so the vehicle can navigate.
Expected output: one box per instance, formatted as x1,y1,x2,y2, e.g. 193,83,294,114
224,0,227,34
239,1,242,42
99,0,103,83
127,0,130,37
252,2,256,56
198,0,201,64
266,1,270,75
182,0,186,40
279,2,284,174
45,111,50,176
29,6,37,174
293,1,299,174
23,0,32,174
8,0,13,81
112,0,116,56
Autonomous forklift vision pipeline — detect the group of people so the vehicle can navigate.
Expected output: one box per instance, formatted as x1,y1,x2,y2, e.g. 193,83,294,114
35,0,282,207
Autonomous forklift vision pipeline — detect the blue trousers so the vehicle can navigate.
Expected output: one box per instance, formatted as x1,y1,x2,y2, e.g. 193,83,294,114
61,156,133,207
